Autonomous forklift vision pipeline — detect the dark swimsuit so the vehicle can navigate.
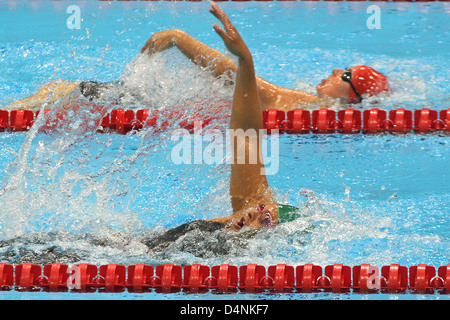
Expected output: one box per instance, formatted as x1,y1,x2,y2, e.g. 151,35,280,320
144,204,299,250
79,81,117,101
142,220,225,254
142,205,299,253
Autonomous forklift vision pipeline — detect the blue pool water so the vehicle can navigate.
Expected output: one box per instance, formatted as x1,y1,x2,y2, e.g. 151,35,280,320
0,1,449,300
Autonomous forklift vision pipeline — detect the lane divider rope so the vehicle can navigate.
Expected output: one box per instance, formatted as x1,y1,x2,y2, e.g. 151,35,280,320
0,107,449,134
1,262,449,293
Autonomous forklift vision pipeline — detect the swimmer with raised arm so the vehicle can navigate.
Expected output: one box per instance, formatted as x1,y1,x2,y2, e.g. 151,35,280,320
149,2,290,237
6,4,389,112
206,2,277,231
140,30,390,110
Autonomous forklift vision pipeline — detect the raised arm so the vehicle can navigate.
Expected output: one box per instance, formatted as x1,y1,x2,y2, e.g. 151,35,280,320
209,2,275,218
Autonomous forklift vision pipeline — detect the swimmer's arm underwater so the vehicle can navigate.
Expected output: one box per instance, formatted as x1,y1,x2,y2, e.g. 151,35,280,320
141,29,317,111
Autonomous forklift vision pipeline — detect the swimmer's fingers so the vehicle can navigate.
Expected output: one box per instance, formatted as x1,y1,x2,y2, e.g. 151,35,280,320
209,2,249,58
212,23,243,57
140,33,156,54
140,41,150,54
141,30,175,55
141,35,158,55
209,2,234,34
212,24,230,43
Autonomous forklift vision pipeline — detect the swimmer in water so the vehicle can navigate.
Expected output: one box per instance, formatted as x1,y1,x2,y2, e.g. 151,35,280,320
5,4,390,112
140,32,390,110
207,2,278,231
149,3,310,240
147,2,295,239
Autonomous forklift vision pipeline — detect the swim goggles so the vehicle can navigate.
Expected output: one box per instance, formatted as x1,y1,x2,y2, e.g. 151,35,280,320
257,205,275,227
257,204,299,226
341,69,363,102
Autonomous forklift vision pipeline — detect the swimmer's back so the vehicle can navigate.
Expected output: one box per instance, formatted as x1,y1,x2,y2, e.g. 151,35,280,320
143,220,225,251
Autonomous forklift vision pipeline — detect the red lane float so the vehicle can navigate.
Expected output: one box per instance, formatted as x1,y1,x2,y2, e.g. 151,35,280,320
268,264,295,292
10,110,34,132
439,265,450,292
381,264,409,293
67,263,98,292
127,264,154,293
183,264,210,293
0,263,14,290
0,262,449,294
155,263,183,293
238,264,268,293
211,264,239,293
0,107,449,134
14,263,43,291
262,109,286,134
409,264,438,293
42,263,70,292
324,264,352,293
286,109,310,133
296,264,323,292
353,264,377,292
337,109,362,133
311,109,337,133
97,264,127,292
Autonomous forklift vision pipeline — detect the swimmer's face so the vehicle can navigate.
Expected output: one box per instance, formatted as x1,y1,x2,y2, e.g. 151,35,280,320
316,68,352,99
228,204,278,231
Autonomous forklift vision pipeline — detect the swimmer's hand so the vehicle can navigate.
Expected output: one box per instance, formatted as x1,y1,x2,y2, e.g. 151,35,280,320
140,29,180,55
209,2,251,60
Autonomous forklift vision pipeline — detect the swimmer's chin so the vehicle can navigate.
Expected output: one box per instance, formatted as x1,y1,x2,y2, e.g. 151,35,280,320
315,90,350,105
224,219,245,232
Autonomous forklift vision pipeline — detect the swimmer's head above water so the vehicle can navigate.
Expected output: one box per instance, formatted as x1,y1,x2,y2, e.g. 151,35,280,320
211,203,301,231
316,65,390,104
230,204,278,231
211,204,279,231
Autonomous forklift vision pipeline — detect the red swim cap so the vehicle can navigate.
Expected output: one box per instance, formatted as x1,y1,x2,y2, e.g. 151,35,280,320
349,65,390,103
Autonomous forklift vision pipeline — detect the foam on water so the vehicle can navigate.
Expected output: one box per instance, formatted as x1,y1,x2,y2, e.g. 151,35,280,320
116,51,233,108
